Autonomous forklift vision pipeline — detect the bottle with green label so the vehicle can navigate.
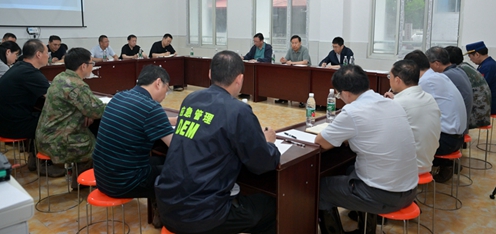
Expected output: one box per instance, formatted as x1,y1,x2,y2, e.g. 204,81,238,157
306,93,316,127
326,88,336,123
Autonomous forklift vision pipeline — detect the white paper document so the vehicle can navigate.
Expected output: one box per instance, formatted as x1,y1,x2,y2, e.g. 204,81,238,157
274,139,292,155
276,129,316,144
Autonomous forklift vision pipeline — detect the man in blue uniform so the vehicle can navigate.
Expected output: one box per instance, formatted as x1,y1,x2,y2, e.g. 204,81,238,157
466,41,496,114
155,50,281,234
319,37,354,68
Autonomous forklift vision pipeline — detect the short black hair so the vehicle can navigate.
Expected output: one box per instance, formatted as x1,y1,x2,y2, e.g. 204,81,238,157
127,34,137,41
64,47,91,71
404,50,430,70
210,50,245,86
0,41,21,65
48,35,61,42
22,39,45,59
332,37,344,46
391,60,419,86
137,65,170,86
290,35,301,42
98,35,108,43
331,65,369,95
425,46,450,65
163,33,173,39
445,46,464,65
2,33,16,41
254,33,264,41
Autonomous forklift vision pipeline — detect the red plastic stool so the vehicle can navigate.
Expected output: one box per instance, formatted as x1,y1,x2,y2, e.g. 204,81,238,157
378,202,421,234
77,169,96,233
475,125,493,169
161,226,175,234
36,152,80,213
417,172,435,234
434,150,462,210
0,137,28,179
87,189,142,234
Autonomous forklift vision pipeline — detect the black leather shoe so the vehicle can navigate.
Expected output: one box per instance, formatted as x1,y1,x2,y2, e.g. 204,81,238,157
299,102,305,108
274,99,288,104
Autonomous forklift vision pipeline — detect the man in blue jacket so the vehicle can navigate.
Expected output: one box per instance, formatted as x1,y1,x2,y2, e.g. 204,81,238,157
242,33,273,63
466,41,496,114
319,37,354,68
156,50,281,234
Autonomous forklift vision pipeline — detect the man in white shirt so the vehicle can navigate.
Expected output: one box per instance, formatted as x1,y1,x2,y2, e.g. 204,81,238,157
90,35,118,62
384,60,441,174
316,65,418,234
404,50,467,183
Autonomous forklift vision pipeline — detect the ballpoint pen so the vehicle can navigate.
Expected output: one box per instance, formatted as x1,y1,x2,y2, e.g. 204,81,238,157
284,139,305,147
284,132,297,139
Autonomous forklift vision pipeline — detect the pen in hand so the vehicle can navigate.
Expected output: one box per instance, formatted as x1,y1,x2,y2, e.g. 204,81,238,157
284,132,297,139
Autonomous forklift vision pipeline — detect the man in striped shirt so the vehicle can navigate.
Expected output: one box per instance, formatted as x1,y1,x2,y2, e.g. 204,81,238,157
93,65,175,203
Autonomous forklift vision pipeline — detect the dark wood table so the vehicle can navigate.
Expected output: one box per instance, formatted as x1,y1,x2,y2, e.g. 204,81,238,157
256,63,311,103
136,57,185,87
237,116,356,234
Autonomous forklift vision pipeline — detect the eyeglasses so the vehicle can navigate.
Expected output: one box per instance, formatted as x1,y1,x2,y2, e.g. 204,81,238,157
335,91,341,99
86,61,96,66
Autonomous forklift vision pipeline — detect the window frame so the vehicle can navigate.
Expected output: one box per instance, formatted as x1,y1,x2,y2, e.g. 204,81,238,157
187,0,227,47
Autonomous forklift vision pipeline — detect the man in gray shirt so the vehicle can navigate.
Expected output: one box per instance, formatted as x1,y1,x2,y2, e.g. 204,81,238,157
280,35,311,66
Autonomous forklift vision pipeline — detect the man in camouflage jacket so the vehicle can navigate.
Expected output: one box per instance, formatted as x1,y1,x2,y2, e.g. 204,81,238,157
36,48,106,166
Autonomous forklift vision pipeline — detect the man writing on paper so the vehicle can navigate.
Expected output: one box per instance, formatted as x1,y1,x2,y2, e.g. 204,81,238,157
91,35,119,62
47,35,66,63
36,48,106,188
319,37,354,68
120,34,148,59
156,50,280,234
242,33,273,63
150,33,177,58
315,65,418,234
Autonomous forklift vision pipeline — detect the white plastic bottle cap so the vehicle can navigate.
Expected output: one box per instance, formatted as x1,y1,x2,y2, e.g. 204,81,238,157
309,93,314,97
329,88,334,93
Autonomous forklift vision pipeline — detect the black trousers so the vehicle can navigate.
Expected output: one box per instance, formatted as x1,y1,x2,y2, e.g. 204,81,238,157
433,132,464,166
172,194,276,234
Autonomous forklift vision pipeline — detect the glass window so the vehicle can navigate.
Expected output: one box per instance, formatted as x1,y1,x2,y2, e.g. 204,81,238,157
291,0,307,44
371,0,460,56
254,0,272,43
188,0,227,46
272,0,288,49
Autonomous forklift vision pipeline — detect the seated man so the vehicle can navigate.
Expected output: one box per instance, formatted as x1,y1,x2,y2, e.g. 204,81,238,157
404,50,467,183
316,65,418,234
319,37,354,68
384,60,441,174
446,46,491,129
466,41,496,114
2,32,16,43
156,50,281,234
278,35,312,104
120,34,148,59
90,35,119,62
242,33,273,63
0,39,65,176
149,33,177,58
36,48,106,188
47,35,66,63
93,65,175,227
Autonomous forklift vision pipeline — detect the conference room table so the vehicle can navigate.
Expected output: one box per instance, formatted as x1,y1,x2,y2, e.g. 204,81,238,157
40,57,389,109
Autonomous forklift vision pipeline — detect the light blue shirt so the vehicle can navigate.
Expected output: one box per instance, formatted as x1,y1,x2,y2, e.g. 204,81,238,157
90,45,117,59
419,68,467,135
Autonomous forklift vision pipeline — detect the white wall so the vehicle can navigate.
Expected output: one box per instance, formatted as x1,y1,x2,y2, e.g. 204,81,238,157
2,0,495,70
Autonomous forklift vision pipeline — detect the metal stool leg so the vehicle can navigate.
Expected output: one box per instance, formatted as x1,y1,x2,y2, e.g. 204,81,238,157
137,199,142,234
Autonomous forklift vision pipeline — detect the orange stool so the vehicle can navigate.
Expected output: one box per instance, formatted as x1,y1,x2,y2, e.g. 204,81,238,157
475,125,493,169
434,150,462,210
87,189,142,234
0,137,28,179
417,172,435,234
161,226,175,234
77,169,96,233
36,152,80,213
378,202,421,234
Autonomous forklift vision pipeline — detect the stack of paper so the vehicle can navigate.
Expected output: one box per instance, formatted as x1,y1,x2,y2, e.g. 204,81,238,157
276,129,317,144
99,97,112,104
305,123,329,135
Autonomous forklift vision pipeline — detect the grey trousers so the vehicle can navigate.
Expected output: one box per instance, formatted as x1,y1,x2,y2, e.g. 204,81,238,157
319,169,416,214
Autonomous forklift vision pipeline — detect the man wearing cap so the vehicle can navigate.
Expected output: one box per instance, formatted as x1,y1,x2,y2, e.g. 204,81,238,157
466,41,496,114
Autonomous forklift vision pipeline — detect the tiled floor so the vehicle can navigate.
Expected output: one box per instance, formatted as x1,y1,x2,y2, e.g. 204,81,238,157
4,85,496,233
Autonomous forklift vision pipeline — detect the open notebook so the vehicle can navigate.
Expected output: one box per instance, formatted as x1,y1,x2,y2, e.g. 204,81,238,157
305,122,329,135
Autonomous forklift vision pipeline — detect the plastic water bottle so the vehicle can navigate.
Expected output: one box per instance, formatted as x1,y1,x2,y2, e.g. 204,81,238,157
326,89,336,123
349,56,355,65
138,49,143,59
190,47,194,56
48,52,52,65
271,52,275,64
306,93,316,127
103,50,108,61
343,56,348,66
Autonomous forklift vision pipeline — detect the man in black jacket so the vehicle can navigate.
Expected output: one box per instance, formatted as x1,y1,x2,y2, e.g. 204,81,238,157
242,33,273,63
319,37,354,68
